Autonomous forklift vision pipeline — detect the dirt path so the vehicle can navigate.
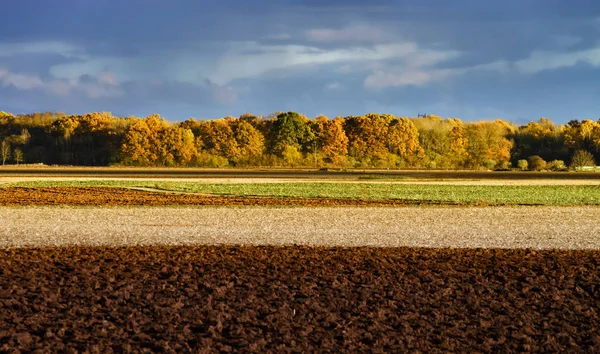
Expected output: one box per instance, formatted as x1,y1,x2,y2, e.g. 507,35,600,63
2,206,599,249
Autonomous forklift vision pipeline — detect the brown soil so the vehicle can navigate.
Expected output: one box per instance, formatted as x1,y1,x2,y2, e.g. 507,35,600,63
1,246,599,352
2,166,600,180
0,187,467,207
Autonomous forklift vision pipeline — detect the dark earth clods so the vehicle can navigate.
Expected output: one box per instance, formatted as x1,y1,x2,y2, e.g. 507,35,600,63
1,246,599,353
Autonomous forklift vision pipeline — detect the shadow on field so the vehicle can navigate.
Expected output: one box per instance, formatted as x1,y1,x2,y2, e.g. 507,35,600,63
1,246,599,352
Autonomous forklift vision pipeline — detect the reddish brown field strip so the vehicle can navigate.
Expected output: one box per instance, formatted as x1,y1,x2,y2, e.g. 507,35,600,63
1,246,599,352
2,167,600,180
0,187,464,207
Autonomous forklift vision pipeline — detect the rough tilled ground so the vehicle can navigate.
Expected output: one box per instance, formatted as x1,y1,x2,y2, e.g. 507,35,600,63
1,205,600,249
1,246,599,353
0,187,475,207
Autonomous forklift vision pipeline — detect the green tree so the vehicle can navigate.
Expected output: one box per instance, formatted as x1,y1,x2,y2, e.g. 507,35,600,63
269,112,315,157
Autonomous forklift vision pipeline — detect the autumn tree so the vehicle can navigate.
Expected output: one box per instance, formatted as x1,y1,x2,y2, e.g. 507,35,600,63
13,148,23,165
120,114,196,166
233,120,265,165
527,155,547,171
1,139,10,165
413,115,454,168
180,118,204,136
386,117,422,166
448,119,469,167
3,107,600,169
312,116,348,165
570,150,596,168
343,113,390,163
197,118,240,160
163,129,196,166
517,159,528,171
50,115,80,164
120,118,153,165
564,120,600,154
408,115,468,168
464,120,513,169
511,117,567,164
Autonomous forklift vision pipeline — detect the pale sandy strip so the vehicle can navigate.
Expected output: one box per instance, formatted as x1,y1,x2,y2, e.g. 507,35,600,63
1,206,599,249
1,176,600,185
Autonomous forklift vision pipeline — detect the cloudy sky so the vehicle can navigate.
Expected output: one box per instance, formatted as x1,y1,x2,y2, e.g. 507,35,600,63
1,0,600,123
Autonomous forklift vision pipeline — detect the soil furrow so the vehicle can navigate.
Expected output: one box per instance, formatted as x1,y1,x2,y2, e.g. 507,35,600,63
1,246,599,352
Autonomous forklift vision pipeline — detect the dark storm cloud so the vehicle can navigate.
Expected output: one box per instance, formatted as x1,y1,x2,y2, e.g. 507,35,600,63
2,0,600,122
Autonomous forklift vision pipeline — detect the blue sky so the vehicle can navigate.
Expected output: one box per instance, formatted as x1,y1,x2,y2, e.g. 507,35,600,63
1,0,600,124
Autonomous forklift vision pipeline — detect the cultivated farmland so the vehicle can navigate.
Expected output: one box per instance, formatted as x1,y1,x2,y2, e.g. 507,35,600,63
1,167,600,352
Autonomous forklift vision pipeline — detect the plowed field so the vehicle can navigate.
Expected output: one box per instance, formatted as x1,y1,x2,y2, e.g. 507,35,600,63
1,246,599,352
0,187,467,207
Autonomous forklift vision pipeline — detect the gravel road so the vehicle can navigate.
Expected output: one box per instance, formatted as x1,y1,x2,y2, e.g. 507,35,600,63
1,206,599,249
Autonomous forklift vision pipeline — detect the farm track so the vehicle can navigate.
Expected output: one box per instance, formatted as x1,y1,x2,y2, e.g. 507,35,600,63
2,166,600,180
1,246,599,352
0,187,482,207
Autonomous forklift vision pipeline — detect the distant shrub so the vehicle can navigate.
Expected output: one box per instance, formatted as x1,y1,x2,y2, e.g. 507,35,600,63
483,159,497,170
548,160,567,171
517,159,528,171
495,160,511,170
194,153,230,168
527,155,547,171
281,145,302,167
570,150,596,168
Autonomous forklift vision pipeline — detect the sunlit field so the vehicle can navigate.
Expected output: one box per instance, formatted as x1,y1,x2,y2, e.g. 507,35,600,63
3,178,600,206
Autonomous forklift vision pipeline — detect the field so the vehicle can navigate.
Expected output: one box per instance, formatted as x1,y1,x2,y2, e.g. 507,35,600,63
3,180,600,206
3,246,600,352
1,167,600,351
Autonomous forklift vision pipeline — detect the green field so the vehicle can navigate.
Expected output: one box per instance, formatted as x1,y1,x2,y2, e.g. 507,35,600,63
4,180,600,206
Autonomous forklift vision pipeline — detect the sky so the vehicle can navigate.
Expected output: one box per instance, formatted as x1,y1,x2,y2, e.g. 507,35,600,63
1,0,600,124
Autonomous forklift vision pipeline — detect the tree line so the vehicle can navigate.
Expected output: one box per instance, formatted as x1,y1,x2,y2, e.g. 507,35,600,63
0,110,598,170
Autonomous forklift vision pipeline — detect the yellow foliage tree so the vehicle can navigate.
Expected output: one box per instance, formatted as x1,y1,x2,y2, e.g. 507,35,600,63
234,120,265,164
464,120,513,169
313,116,349,165
121,115,196,166
387,117,422,159
344,113,389,161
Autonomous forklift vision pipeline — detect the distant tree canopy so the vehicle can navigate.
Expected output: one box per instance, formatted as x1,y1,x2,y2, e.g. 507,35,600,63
1,109,599,169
